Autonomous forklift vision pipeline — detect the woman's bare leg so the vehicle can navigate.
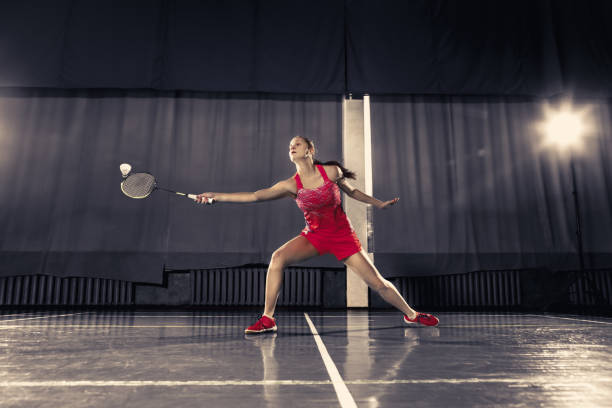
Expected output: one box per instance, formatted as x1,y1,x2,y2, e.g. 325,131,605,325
343,249,417,319
264,235,319,318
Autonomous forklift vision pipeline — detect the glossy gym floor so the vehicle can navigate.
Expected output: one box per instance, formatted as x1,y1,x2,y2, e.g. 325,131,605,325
1,310,611,407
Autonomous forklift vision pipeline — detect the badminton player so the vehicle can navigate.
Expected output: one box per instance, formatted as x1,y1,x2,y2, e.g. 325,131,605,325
196,136,439,333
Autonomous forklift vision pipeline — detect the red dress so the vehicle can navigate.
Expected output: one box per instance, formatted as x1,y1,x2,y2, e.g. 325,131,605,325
295,165,362,260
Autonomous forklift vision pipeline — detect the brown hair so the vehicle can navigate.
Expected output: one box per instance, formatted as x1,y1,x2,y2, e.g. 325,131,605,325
297,136,356,180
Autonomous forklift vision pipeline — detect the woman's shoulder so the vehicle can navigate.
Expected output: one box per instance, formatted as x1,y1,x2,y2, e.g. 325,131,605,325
321,164,342,182
280,175,299,194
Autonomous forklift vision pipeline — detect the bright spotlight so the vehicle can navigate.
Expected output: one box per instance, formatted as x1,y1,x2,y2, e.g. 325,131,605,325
537,103,592,152
535,101,596,274
543,112,583,148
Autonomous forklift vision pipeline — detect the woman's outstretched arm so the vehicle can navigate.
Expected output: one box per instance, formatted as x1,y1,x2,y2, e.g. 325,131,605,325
328,165,399,210
195,179,294,204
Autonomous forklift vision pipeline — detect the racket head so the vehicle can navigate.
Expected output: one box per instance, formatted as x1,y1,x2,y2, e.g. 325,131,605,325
121,172,157,199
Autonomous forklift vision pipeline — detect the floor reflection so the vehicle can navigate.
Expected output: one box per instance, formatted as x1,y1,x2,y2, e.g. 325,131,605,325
338,313,444,408
333,312,612,408
245,333,280,407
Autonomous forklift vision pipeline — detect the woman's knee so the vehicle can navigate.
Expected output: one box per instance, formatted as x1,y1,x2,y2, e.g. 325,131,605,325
269,250,286,269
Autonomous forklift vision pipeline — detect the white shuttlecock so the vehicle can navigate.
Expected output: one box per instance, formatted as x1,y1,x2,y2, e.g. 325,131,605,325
120,163,132,177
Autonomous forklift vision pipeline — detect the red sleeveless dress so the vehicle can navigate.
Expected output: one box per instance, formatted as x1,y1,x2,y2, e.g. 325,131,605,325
295,165,361,260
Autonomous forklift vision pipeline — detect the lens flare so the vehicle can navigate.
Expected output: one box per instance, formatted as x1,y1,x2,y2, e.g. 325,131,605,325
537,103,593,152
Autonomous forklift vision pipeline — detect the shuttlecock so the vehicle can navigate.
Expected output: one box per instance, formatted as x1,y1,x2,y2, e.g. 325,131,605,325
120,163,132,178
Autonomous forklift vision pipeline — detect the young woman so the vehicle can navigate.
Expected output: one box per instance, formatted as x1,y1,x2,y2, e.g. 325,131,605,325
196,136,439,333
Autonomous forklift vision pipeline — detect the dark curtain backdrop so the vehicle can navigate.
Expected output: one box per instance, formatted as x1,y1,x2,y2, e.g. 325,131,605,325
0,0,345,93
0,89,342,283
550,0,612,97
2,0,612,96
371,95,612,277
347,0,563,95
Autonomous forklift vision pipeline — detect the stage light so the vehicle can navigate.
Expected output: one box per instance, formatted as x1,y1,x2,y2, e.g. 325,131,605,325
536,101,595,274
537,103,593,153
543,111,583,148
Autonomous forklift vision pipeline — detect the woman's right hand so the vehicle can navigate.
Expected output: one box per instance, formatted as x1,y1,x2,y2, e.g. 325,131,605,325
195,192,216,204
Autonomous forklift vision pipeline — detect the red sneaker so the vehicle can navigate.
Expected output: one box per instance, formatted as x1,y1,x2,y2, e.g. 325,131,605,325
404,312,439,327
245,315,277,334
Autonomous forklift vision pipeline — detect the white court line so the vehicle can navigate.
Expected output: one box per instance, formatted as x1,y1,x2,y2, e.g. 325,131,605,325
0,324,312,329
0,312,87,323
102,315,261,318
528,314,612,326
0,314,42,320
346,377,612,385
0,312,64,319
50,316,259,319
304,312,358,408
308,313,525,317
0,380,330,387
0,312,43,317
0,325,265,329
1,377,610,387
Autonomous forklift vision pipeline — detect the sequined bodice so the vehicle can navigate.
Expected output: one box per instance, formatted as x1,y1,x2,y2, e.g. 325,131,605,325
294,165,347,232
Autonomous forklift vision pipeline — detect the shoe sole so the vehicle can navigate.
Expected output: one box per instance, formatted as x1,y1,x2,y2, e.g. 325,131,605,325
244,326,278,334
403,317,439,327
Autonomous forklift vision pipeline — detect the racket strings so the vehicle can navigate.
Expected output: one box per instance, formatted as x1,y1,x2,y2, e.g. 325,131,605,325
121,173,156,198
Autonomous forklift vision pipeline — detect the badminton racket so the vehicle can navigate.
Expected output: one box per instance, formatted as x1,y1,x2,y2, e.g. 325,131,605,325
119,164,213,204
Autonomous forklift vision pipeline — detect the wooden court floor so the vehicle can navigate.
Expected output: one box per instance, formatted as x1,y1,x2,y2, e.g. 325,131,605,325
1,310,611,407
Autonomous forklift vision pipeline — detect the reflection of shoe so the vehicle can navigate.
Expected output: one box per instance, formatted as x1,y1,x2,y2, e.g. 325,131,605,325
404,312,439,327
245,332,277,342
245,315,277,334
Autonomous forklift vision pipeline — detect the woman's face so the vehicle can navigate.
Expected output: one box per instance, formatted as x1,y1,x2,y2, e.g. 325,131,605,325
289,137,313,162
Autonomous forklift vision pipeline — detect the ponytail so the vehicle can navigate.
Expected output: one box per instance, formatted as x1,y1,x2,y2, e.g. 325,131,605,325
313,159,356,180
296,136,356,180
297,135,357,180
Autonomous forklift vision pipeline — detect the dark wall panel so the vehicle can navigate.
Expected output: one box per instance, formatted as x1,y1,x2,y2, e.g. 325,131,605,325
551,0,612,97
61,0,163,88
0,0,345,93
0,1,70,87
162,0,256,91
163,0,345,93
3,1,612,95
346,0,563,95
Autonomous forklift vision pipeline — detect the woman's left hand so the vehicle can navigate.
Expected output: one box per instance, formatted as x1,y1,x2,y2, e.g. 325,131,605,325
377,197,399,209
